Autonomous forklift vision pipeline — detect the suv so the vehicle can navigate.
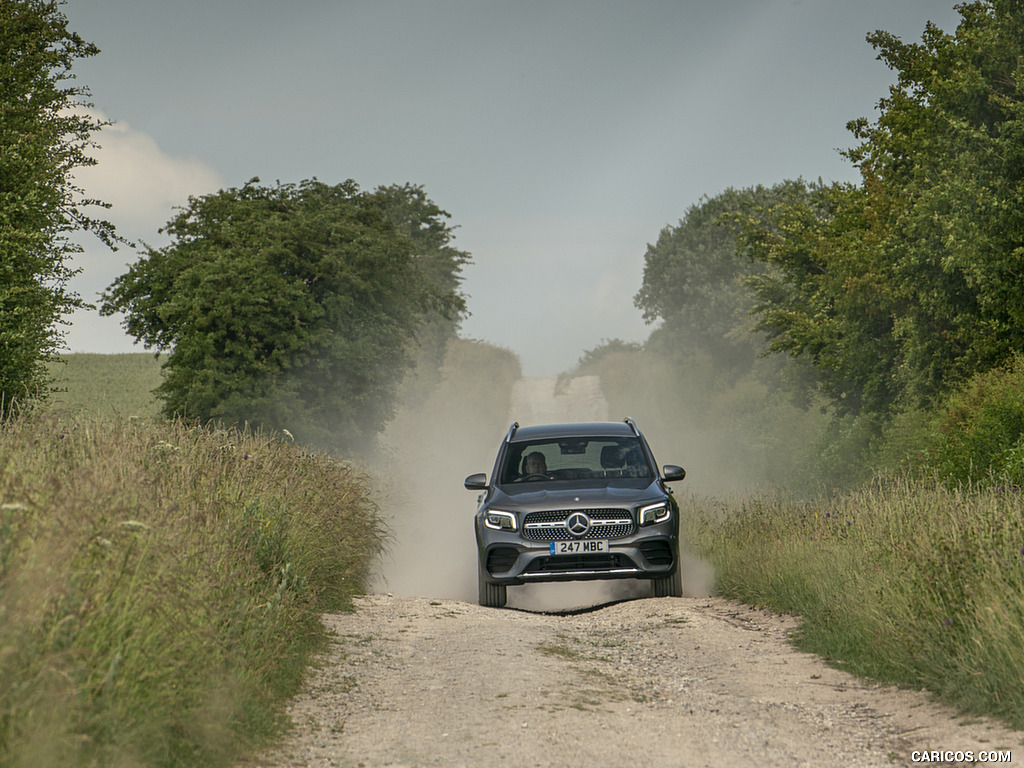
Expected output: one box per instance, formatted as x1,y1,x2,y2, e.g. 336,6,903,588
464,418,686,607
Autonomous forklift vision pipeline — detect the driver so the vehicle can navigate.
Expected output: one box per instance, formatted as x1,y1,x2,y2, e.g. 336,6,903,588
522,451,548,477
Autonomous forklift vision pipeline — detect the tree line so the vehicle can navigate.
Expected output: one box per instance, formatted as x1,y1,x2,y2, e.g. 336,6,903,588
632,0,1024,486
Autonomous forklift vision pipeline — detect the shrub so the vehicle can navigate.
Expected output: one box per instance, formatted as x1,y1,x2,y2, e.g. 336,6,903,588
931,355,1024,486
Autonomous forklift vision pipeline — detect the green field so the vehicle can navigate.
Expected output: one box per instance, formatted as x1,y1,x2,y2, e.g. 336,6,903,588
47,353,164,418
3,344,521,767
0,409,383,768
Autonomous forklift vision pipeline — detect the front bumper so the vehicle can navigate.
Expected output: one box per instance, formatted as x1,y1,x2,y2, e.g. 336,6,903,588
477,524,678,586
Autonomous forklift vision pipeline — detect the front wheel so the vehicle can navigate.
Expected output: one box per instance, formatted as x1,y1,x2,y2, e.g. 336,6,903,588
478,566,507,607
652,568,682,598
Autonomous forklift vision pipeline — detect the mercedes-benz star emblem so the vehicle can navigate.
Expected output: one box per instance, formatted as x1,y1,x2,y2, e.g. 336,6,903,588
566,512,591,537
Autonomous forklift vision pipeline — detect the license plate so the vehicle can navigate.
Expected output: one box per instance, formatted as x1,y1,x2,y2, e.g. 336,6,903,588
550,539,609,555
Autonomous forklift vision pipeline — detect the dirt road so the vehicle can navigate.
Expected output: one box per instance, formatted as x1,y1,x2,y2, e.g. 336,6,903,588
241,375,1019,767
243,594,1018,768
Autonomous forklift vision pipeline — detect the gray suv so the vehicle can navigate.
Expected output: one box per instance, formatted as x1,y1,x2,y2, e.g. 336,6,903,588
465,418,686,607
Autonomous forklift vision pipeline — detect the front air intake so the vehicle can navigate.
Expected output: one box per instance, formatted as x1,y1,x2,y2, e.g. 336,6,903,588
638,540,674,566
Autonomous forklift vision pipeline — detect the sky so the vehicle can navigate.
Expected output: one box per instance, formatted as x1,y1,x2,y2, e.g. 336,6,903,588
61,0,963,376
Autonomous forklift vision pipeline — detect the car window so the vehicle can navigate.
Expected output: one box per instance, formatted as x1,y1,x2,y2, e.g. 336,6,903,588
501,437,651,483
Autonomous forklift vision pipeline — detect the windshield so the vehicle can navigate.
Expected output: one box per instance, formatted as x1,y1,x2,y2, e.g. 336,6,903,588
500,436,652,484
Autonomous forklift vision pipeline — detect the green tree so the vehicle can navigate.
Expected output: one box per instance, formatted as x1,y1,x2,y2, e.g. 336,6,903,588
371,183,470,377
739,181,906,416
741,1,1024,419
634,182,809,376
848,0,1024,404
0,0,115,415
101,178,466,454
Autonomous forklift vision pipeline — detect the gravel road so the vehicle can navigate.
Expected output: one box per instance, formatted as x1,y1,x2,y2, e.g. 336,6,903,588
240,375,1019,767
240,594,1019,768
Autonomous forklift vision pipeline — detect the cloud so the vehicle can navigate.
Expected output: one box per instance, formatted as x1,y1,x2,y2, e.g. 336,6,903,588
63,108,224,353
73,107,224,240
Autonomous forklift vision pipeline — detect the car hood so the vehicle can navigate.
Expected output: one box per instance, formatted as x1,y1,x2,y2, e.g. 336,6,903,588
489,482,666,513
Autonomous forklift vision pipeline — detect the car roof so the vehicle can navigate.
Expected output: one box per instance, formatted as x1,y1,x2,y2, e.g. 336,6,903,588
509,421,637,442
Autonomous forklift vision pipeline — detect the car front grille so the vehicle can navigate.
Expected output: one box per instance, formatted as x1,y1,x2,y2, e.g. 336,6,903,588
522,509,635,541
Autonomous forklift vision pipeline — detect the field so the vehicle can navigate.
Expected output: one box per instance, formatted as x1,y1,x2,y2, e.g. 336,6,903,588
46,353,163,419
3,345,523,767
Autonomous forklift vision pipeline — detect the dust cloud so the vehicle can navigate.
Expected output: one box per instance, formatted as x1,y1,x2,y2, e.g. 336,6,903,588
367,349,714,611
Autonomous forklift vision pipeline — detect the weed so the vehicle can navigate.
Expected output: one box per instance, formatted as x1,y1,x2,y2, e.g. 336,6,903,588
537,644,581,660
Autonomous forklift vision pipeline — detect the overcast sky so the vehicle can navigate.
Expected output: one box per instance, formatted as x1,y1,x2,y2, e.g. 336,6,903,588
61,0,963,376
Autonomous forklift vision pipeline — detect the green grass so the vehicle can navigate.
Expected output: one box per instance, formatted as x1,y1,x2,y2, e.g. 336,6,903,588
47,353,164,418
0,411,384,767
681,477,1024,730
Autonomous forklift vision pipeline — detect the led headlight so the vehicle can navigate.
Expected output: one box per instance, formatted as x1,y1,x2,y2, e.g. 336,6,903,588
484,510,517,531
639,502,671,526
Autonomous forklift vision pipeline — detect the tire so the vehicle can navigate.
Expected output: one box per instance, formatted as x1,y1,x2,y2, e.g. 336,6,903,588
652,568,683,598
478,566,507,608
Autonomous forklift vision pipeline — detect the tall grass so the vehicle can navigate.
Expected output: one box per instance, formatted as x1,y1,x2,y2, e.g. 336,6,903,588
681,477,1024,729
0,412,384,767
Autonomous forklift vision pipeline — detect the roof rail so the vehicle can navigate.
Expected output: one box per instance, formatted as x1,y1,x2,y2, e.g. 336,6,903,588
623,417,640,437
505,421,519,442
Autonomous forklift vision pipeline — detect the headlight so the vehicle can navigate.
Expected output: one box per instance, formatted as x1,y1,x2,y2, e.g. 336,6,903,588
483,509,517,531
639,502,670,526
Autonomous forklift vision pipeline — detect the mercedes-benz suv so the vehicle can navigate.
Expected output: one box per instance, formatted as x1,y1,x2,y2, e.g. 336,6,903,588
464,418,686,607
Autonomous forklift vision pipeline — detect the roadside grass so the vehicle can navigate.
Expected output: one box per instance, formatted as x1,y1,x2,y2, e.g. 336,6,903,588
0,411,384,767
680,477,1024,730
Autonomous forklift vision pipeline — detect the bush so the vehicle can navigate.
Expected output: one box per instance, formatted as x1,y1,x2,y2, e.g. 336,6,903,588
931,355,1024,486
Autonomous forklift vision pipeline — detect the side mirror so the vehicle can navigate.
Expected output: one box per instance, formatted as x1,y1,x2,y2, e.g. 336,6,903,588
662,465,686,482
464,473,488,490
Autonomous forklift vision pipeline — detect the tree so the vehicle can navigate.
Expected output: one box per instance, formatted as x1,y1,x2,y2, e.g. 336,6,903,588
101,178,466,454
634,182,809,376
739,181,906,416
739,1,1024,418
848,0,1024,405
0,0,115,416
371,183,470,372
